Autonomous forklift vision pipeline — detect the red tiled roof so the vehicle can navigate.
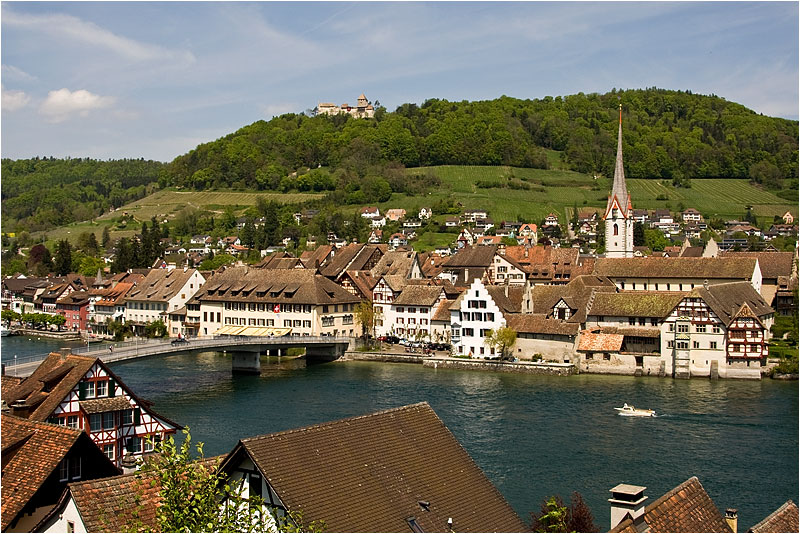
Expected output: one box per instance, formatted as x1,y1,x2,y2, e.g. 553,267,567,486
223,403,528,533
1,415,118,531
578,331,624,352
749,500,799,533
611,477,732,533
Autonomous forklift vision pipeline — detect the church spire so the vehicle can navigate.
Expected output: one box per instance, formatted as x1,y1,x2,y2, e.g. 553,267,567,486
607,103,630,217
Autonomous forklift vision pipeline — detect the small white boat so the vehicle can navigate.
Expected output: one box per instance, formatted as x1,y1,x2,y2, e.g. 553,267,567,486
0,325,9,337
615,403,656,417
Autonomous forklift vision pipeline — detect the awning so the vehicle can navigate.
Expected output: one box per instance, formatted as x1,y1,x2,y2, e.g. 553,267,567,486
213,326,292,337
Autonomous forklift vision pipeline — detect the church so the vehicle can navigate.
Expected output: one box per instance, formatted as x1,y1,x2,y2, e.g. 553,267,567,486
603,104,634,258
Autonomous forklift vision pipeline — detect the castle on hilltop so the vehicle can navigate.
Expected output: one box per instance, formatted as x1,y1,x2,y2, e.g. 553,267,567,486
317,93,375,118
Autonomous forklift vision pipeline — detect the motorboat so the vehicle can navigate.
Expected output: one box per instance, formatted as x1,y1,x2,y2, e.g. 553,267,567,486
615,403,656,417
0,325,9,337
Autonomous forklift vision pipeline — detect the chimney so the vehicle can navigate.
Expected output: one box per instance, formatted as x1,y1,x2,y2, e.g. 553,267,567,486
725,509,738,533
609,484,648,530
121,453,138,475
703,279,709,290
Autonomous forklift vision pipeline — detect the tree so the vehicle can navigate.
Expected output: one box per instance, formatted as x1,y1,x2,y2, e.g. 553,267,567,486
28,244,54,276
2,310,20,326
138,429,325,533
354,301,378,344
54,239,73,275
101,226,111,248
144,319,168,338
78,231,99,255
48,314,66,331
633,222,645,247
485,327,517,360
530,492,598,533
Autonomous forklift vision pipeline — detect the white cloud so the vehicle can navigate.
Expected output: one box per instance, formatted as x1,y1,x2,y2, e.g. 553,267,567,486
2,8,194,65
2,64,36,82
39,88,115,122
2,85,31,111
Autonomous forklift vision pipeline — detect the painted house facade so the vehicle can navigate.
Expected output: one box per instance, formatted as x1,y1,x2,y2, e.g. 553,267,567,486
4,353,180,467
123,268,205,335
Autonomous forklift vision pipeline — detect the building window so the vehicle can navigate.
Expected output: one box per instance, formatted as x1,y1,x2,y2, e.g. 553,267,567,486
712,325,721,334
667,341,674,349
86,381,96,398
103,444,115,461
89,414,102,432
613,223,619,236
67,521,75,533
696,325,706,333
68,415,79,429
59,459,70,481
710,341,717,349
677,341,689,349
96,380,107,397
677,324,689,333
103,412,115,430
126,437,142,454
121,409,133,426
693,341,700,349
749,344,759,352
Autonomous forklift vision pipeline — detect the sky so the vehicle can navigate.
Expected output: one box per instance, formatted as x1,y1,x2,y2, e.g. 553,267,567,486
1,1,798,162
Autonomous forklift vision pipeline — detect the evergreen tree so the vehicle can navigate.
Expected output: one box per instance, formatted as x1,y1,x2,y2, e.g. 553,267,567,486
240,218,256,249
633,222,645,246
54,239,73,275
102,226,111,249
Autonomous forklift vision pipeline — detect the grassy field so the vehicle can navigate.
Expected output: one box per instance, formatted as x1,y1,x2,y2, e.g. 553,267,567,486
35,189,324,248
408,166,796,225
33,167,796,248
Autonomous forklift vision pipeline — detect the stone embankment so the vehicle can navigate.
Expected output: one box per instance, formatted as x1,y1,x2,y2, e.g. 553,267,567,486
13,329,82,340
341,351,575,376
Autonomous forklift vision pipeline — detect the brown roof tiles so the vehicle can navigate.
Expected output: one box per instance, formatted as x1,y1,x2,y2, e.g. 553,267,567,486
223,402,528,533
595,257,758,280
749,500,799,533
611,477,732,533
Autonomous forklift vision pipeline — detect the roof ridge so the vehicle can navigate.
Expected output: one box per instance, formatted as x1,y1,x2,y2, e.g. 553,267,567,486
241,402,432,443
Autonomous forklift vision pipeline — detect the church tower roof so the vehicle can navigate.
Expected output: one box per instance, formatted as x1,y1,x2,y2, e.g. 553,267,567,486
605,104,631,218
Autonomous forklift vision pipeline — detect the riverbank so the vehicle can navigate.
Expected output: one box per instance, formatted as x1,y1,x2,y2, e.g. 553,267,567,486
9,328,82,340
342,351,575,375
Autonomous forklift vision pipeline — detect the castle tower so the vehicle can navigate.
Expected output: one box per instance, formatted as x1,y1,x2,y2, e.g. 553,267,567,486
603,104,634,258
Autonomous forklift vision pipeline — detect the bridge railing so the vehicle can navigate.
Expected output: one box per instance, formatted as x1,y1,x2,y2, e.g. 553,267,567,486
4,335,353,369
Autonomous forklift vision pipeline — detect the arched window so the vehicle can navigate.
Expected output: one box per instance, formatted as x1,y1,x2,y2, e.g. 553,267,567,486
613,223,619,236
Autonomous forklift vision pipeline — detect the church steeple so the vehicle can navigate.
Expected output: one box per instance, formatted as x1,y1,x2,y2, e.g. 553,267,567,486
607,103,630,217
603,103,634,258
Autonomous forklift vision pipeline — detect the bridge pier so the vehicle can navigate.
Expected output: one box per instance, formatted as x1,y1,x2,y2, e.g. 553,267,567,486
231,350,262,374
305,343,347,362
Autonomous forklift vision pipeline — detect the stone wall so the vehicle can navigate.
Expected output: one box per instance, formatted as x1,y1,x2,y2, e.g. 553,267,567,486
422,357,575,376
341,351,426,364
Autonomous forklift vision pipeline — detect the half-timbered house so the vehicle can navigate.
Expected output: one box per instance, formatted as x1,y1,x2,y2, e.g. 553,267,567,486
1,415,119,533
3,353,180,467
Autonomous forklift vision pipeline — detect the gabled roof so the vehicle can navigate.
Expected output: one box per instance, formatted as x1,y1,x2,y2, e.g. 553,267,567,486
4,353,181,430
125,268,200,302
486,285,525,315
370,249,418,278
589,291,686,319
299,244,335,270
319,243,365,278
749,500,799,533
721,251,795,280
594,257,758,280
506,314,580,336
221,403,528,533
1,414,118,531
531,275,618,322
194,266,360,306
688,282,773,327
393,285,443,307
94,282,136,307
444,245,497,268
611,477,732,533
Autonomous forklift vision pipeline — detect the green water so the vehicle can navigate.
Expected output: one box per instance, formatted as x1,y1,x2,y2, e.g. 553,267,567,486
3,338,797,530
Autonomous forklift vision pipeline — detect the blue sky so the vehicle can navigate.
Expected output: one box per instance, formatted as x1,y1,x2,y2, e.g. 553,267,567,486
2,1,798,162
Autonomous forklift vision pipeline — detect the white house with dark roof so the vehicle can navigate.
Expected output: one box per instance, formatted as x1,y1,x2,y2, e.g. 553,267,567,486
123,268,205,335
450,279,508,358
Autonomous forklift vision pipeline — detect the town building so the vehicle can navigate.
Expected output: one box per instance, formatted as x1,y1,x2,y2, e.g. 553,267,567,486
193,266,360,337
593,257,762,294
450,278,523,358
3,353,180,467
55,290,91,333
123,267,205,335
219,403,529,533
604,104,634,258
1,414,119,533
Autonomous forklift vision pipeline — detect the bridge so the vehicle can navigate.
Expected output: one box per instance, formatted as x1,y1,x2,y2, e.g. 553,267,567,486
5,335,353,378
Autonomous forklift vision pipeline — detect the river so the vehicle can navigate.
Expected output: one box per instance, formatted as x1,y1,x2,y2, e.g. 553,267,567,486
2,338,797,530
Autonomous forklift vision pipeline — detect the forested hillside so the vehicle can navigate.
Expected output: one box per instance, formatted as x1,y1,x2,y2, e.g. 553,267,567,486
166,88,798,192
1,158,165,232
2,88,797,236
